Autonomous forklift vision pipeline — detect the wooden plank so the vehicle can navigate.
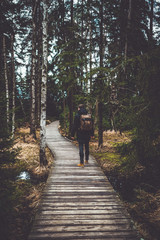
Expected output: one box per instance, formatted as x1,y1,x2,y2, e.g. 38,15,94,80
29,231,138,239
44,188,114,191
42,192,117,197
32,219,131,226
38,210,128,216
39,206,124,211
30,224,135,233
40,202,121,207
35,214,130,221
45,187,115,192
41,198,120,203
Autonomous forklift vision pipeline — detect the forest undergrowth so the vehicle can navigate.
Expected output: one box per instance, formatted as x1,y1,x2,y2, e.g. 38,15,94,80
0,125,54,240
89,130,160,240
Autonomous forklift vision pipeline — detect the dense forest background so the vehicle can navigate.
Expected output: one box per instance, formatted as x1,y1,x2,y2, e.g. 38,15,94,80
1,0,160,168
1,0,160,239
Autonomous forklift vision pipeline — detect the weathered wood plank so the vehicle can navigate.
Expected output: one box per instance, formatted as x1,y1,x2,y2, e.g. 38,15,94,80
40,202,121,208
38,210,129,216
33,218,131,224
30,224,135,233
35,214,130,221
29,231,138,239
39,206,125,211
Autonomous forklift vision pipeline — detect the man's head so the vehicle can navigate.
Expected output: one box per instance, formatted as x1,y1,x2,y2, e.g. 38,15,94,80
78,104,85,111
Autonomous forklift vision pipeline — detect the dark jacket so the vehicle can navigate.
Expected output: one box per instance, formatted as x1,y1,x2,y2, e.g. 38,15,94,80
71,107,94,143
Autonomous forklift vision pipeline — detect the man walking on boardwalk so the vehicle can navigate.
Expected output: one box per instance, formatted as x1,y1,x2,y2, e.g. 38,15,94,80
71,104,94,167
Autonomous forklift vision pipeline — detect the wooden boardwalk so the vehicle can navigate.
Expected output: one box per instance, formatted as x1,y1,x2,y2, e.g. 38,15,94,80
28,121,140,240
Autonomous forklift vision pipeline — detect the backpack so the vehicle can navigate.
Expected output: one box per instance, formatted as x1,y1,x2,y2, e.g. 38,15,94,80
79,114,93,131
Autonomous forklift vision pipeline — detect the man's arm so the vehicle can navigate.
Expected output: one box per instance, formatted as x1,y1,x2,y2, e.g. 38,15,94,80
91,118,94,137
71,114,79,139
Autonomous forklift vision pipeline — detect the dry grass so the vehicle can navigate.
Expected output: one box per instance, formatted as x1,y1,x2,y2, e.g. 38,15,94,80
6,126,54,240
14,127,53,172
90,130,130,153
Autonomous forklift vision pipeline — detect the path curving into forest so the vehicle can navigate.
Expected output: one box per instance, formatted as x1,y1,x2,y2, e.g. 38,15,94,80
28,121,140,240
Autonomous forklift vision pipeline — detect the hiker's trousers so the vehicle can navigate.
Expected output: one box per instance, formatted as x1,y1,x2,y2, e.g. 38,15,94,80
78,141,89,164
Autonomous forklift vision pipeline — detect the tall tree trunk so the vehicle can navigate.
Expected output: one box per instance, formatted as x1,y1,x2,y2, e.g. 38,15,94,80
11,34,16,137
68,88,73,134
123,0,132,98
3,35,9,127
36,1,42,126
30,0,38,138
71,0,73,24
98,0,104,148
59,0,67,133
149,0,154,47
94,99,98,126
80,0,84,89
124,0,132,63
98,101,103,147
40,0,48,166
89,19,93,92
17,91,26,118
63,96,66,134
110,83,118,131
68,0,74,135
37,48,41,126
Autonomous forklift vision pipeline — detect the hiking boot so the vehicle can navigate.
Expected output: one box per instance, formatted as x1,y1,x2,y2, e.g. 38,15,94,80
77,163,84,167
85,160,89,164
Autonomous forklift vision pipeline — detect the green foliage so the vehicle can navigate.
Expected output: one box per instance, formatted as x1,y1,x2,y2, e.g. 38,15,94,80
59,106,70,136
114,48,160,169
133,49,160,166
117,139,138,171
103,118,111,131
0,88,18,165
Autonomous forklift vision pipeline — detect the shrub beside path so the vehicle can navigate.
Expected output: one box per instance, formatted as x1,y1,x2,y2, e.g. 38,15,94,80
28,121,140,240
